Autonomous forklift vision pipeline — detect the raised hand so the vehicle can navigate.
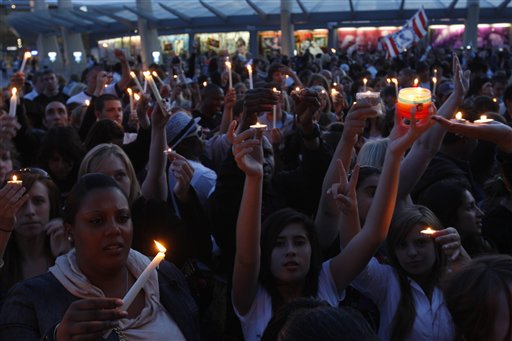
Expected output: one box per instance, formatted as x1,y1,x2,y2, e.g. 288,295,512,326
45,218,71,258
167,151,195,202
452,54,470,99
94,71,109,97
56,298,127,340
224,88,237,111
388,106,435,155
114,49,127,63
341,102,379,144
228,121,263,178
328,161,360,215
0,183,28,228
432,227,463,261
291,88,321,128
239,89,278,132
0,114,21,141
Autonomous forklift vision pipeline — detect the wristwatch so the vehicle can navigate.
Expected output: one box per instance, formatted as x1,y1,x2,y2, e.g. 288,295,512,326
300,123,321,140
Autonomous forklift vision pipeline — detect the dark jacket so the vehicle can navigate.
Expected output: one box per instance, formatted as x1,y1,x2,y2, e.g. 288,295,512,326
0,261,200,341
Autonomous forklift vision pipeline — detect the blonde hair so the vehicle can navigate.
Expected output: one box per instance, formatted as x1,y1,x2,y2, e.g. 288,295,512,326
78,143,140,204
357,138,390,170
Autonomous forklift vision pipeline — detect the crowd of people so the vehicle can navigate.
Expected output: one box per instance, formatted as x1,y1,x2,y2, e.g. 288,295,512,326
0,41,511,340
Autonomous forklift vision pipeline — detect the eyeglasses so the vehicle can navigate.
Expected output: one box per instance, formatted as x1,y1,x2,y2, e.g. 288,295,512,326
6,167,50,180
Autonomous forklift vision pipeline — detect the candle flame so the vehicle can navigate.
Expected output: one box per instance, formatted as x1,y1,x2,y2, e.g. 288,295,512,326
363,78,367,85
225,61,231,68
127,88,133,96
151,71,159,78
420,227,436,235
321,89,326,94
331,48,336,54
173,75,178,79
492,98,497,103
455,112,463,120
391,78,398,85
12,175,17,182
432,77,437,83
130,71,137,78
84,99,90,106
246,64,252,73
272,87,280,94
331,89,337,94
387,78,391,84
134,93,140,101
154,240,166,253
295,87,300,92
333,82,337,87
480,115,487,120
12,87,17,96
24,51,32,59
143,71,151,79
414,78,419,86
203,81,207,87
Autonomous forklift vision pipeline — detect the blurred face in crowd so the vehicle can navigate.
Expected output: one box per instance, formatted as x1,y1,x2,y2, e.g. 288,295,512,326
98,100,123,125
203,88,224,115
44,101,69,129
43,73,59,93
14,181,51,239
48,153,73,181
480,82,495,98
356,174,379,224
91,154,131,199
69,186,132,277
394,224,437,282
455,190,484,239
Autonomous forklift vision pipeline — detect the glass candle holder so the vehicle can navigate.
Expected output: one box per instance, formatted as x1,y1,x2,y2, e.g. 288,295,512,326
397,87,432,120
356,91,383,116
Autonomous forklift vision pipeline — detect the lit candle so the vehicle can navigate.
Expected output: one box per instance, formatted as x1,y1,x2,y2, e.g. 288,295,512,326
122,241,166,310
8,88,17,117
452,111,467,123
331,48,336,54
7,175,22,185
143,78,148,93
130,71,144,93
386,78,391,85
391,78,399,98
331,88,339,102
474,115,494,124
202,81,207,87
397,87,432,120
152,71,165,86
19,51,31,73
163,148,173,155
226,60,232,89
420,227,436,235
133,93,141,102
247,64,253,90
432,77,437,95
333,82,337,88
84,99,90,107
250,121,267,130
356,91,382,116
413,78,419,87
272,87,280,129
363,78,367,92
127,88,134,115
492,98,497,103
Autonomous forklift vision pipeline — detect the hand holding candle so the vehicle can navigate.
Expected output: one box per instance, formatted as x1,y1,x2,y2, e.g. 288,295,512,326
7,175,22,185
474,115,494,124
250,121,268,130
397,87,432,120
420,227,436,235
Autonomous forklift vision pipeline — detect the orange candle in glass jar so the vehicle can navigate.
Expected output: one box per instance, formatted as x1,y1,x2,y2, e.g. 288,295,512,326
397,87,432,120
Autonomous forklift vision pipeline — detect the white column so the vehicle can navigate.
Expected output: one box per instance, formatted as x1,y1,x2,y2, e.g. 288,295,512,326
280,0,294,57
33,0,64,72
58,0,87,75
136,0,161,68
464,0,479,48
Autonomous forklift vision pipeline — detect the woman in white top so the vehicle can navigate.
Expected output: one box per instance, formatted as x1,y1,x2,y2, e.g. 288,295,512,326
229,96,433,340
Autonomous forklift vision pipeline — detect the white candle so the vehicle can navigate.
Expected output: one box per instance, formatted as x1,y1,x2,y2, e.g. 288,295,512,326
331,88,338,102
8,88,17,117
84,99,90,107
130,71,144,93
7,175,22,185
272,87,280,129
143,78,148,93
144,71,167,116
452,111,467,123
247,64,253,90
432,77,437,95
474,115,494,124
226,61,232,89
127,88,134,115
363,78,367,92
122,241,166,311
391,78,399,98
19,51,31,73
152,71,165,86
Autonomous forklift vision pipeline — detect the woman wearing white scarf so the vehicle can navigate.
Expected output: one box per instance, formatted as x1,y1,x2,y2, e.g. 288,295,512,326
0,173,200,340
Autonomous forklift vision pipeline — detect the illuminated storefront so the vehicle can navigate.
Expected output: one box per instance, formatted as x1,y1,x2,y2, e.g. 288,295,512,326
430,23,510,49
258,29,328,56
337,27,400,53
194,31,250,55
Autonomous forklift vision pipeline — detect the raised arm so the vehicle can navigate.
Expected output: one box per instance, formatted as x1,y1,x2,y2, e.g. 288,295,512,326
230,122,265,316
329,110,435,292
315,103,377,250
397,55,470,202
218,88,236,135
140,88,170,201
114,49,131,92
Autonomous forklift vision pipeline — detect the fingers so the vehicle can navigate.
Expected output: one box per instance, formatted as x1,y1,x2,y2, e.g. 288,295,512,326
227,120,237,143
233,128,257,145
336,159,347,185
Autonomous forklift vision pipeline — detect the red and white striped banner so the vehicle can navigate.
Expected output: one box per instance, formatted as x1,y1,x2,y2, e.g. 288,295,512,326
382,7,429,58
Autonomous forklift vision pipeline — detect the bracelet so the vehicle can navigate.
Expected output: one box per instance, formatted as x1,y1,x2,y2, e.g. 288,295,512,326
0,227,13,233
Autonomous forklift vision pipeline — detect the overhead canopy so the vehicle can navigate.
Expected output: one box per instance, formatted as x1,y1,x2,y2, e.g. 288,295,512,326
6,0,512,42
